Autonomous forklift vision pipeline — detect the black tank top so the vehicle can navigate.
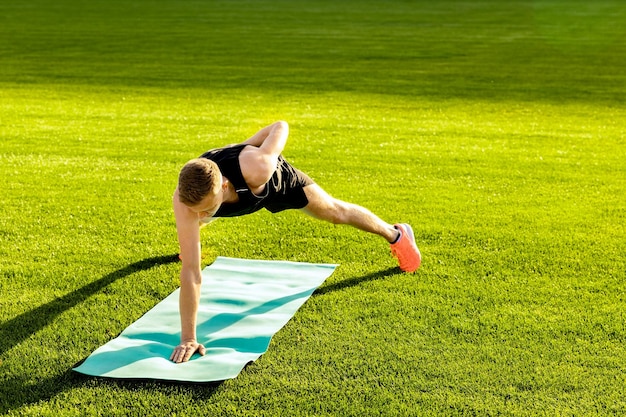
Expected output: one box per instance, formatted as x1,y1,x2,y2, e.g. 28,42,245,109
200,144,269,217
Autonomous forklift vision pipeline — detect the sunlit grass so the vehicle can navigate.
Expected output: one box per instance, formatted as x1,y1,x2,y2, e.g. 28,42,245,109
1,0,625,416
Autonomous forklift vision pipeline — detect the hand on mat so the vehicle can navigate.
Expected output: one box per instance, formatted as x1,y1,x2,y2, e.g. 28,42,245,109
170,340,206,363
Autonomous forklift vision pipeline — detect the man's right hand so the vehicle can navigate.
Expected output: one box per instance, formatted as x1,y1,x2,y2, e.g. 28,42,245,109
170,339,206,363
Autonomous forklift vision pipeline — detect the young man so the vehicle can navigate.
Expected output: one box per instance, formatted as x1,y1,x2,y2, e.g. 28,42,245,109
171,121,421,363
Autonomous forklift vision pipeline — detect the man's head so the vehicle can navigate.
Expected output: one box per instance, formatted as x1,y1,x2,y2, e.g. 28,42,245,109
178,158,223,213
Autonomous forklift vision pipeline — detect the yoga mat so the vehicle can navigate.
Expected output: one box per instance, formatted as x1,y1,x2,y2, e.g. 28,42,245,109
73,256,337,382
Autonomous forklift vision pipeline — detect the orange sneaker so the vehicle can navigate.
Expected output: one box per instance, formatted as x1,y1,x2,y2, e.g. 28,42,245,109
390,223,422,272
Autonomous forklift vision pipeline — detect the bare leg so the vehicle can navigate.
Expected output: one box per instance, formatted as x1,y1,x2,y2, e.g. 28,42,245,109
301,184,399,243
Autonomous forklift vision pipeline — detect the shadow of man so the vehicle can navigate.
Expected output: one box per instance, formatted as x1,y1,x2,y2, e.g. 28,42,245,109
0,254,181,413
0,254,180,357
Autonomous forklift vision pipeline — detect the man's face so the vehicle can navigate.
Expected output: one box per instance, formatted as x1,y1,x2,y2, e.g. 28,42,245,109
188,178,225,220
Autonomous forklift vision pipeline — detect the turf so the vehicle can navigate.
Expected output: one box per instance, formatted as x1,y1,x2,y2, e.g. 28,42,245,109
1,0,625,415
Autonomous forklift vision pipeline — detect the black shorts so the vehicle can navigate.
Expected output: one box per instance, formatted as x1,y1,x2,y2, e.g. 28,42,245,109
263,158,315,213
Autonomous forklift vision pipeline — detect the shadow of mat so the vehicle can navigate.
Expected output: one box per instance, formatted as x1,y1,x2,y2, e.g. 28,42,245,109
0,369,225,415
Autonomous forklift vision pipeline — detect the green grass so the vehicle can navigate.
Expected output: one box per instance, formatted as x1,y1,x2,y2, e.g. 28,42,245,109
1,0,625,415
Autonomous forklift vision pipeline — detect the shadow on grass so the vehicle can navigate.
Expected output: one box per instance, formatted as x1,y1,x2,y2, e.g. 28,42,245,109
0,254,180,357
0,261,399,413
0,254,182,414
0,370,224,415
313,266,400,296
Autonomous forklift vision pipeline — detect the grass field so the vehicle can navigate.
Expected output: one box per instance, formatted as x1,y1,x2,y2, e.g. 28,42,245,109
1,0,625,415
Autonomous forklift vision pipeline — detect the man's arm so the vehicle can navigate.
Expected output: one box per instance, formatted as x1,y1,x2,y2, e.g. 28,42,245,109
170,188,207,363
240,121,289,187
242,120,288,151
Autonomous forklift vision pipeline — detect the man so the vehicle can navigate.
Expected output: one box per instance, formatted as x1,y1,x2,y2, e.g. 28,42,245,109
170,121,421,363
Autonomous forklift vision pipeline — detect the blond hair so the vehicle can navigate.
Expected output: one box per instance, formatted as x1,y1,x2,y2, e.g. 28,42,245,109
177,158,221,206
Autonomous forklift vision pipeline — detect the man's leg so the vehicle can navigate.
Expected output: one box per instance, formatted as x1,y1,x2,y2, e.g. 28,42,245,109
301,184,398,242
300,184,421,272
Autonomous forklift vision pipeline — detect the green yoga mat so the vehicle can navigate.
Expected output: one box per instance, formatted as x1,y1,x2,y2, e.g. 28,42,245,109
73,257,337,382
